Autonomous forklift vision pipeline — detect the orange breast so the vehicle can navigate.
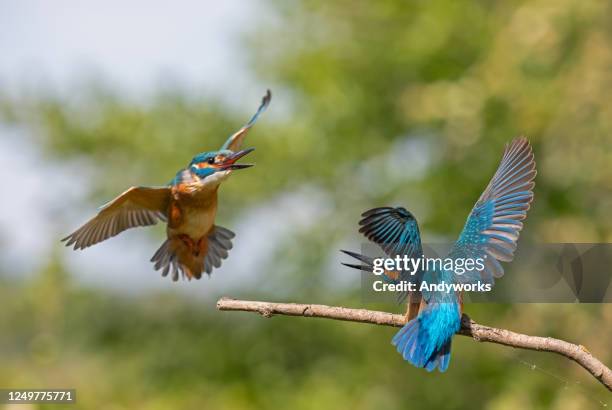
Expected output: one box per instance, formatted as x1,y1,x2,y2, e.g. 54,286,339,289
168,202,183,229
167,187,219,240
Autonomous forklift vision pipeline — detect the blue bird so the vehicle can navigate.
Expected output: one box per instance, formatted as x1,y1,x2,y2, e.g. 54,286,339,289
63,90,271,281
342,137,536,371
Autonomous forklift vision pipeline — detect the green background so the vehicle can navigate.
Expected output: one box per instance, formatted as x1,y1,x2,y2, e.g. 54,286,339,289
1,0,611,408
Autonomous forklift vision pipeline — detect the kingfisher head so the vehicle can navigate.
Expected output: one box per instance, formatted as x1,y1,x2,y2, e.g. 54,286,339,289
189,147,255,186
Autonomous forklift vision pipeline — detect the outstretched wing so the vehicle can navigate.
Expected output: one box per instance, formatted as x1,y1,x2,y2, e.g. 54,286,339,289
354,206,423,306
221,89,272,152
359,207,422,259
62,186,171,250
448,137,536,284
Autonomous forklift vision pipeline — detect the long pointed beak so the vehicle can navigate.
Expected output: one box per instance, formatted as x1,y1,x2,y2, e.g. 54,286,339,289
218,147,255,170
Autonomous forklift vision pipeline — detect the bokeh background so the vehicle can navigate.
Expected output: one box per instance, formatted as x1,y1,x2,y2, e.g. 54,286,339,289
1,0,611,409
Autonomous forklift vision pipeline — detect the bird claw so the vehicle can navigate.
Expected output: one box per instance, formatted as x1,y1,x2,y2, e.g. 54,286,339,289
178,234,206,257
194,237,206,257
178,234,195,249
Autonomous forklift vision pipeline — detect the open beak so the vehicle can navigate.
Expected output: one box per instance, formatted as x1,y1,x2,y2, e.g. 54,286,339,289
218,147,255,170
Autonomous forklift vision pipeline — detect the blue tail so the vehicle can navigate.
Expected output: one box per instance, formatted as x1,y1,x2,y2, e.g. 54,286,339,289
392,303,460,372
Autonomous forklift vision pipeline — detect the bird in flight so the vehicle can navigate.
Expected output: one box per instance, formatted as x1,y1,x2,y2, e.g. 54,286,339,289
63,90,272,281
342,137,536,371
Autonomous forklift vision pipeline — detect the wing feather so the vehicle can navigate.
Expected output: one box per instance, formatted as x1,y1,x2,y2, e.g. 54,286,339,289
221,90,271,152
358,207,422,259
62,186,171,250
449,137,536,284
355,206,424,304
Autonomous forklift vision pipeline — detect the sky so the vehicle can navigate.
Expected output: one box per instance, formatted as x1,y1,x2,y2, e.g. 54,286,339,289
0,0,262,100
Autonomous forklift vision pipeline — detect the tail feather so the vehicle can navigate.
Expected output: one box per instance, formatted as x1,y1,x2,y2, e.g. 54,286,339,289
150,238,200,281
151,225,235,281
438,340,452,372
151,240,180,280
203,226,234,274
423,340,452,372
392,304,459,372
392,319,430,368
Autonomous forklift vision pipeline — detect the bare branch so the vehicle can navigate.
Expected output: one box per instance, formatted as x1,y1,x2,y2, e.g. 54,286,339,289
217,297,612,392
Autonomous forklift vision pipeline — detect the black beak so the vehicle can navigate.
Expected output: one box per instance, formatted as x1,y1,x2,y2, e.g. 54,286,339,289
219,147,255,170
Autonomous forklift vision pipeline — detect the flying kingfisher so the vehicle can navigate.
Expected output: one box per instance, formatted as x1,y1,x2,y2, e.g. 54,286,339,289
342,137,536,371
63,90,272,281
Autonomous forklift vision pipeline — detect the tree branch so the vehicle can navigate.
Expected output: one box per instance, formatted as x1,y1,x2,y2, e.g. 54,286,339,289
216,297,612,391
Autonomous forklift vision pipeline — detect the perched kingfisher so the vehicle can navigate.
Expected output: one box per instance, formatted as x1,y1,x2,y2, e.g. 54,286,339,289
63,90,272,281
342,137,536,371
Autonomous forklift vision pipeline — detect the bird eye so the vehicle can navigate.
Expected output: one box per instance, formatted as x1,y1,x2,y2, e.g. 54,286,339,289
207,157,215,165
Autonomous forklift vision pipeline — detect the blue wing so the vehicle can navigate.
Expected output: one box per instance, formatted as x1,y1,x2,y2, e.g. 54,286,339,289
221,89,272,152
356,206,424,305
448,137,536,284
358,207,422,260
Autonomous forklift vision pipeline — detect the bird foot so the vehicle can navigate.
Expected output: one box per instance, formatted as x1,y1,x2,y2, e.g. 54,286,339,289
178,234,195,250
177,234,206,257
193,237,206,257
178,234,200,256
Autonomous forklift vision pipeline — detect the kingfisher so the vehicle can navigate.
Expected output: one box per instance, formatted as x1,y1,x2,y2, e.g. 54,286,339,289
342,137,536,371
63,90,272,281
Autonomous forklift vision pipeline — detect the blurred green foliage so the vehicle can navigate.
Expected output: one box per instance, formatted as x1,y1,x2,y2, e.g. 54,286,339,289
1,0,611,409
